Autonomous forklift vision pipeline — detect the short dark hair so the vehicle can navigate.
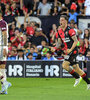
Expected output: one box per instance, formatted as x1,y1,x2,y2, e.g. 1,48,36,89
47,51,52,55
17,49,23,53
60,15,68,21
28,53,33,56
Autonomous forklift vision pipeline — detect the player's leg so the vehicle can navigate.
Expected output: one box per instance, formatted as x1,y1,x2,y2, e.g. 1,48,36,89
0,63,12,94
62,61,80,79
0,48,11,94
73,64,90,90
0,63,7,94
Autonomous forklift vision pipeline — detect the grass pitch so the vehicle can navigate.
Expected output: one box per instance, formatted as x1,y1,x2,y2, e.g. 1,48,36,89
0,78,90,100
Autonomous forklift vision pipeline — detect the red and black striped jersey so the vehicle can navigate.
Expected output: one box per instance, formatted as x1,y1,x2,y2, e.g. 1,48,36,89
56,26,78,51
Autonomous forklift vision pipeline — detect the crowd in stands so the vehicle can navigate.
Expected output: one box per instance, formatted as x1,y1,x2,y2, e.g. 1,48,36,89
0,0,90,62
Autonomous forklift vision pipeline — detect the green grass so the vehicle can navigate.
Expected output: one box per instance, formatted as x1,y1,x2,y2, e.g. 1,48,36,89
0,78,90,100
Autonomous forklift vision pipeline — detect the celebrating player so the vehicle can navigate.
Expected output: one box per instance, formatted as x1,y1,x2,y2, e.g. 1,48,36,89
52,15,90,90
0,11,11,94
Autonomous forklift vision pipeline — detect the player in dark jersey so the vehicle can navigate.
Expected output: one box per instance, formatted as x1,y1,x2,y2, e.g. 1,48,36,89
51,15,90,90
0,11,11,94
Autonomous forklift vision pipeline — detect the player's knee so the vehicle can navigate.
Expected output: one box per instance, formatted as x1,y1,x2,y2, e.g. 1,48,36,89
62,63,66,69
0,64,5,69
0,71,2,76
0,69,3,77
62,62,67,69
62,61,70,69
73,64,79,70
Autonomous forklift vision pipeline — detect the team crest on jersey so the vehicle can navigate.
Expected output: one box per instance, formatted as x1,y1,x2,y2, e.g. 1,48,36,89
65,31,68,35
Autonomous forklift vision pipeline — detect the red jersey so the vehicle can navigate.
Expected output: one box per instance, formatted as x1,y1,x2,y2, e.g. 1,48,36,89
10,36,23,47
56,26,78,52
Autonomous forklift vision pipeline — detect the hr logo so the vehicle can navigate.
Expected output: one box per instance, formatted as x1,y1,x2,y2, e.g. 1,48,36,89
8,65,23,76
45,65,59,76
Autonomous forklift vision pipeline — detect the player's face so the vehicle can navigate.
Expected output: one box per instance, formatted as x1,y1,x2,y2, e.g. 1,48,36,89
60,17,67,28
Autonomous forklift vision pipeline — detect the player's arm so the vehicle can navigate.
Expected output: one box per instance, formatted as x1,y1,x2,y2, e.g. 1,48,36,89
67,35,78,54
51,37,62,52
56,38,62,49
70,35,78,51
2,31,7,46
67,29,78,54
2,30,8,56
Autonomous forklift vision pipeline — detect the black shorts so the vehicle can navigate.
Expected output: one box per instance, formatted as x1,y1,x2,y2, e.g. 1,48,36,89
64,50,78,66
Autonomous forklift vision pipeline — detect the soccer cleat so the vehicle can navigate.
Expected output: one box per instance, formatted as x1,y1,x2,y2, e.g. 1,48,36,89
0,91,7,94
0,81,12,94
74,76,82,87
87,84,90,90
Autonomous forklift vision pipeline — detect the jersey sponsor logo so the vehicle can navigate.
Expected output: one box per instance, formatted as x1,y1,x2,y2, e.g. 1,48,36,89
62,37,70,42
65,31,68,35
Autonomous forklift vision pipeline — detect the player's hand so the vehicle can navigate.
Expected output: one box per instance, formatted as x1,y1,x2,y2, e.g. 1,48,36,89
66,49,72,54
50,47,56,52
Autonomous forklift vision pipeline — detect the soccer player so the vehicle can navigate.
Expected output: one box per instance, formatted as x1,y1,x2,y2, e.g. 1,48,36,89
52,15,90,90
0,11,11,94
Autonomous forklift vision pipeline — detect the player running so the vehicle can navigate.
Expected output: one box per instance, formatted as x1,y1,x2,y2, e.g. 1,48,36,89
51,15,90,90
0,11,11,94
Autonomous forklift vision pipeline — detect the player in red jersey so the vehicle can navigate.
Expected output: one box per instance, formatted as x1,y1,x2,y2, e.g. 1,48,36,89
0,11,11,94
52,15,90,90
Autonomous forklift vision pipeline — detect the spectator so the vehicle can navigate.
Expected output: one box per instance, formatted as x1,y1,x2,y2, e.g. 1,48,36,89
30,46,38,57
68,3,78,23
15,16,28,34
11,2,20,16
30,29,47,46
84,28,90,55
86,50,90,61
76,53,85,61
26,22,35,36
32,0,40,16
27,53,35,60
61,0,71,15
4,3,11,16
37,40,47,51
37,0,51,16
78,0,85,8
43,51,57,60
12,46,17,56
26,46,38,59
64,0,72,11
8,41,12,56
0,1,5,15
10,28,24,48
69,20,82,37
23,0,33,15
7,50,16,60
36,52,42,60
84,0,90,16
78,39,86,55
9,23,16,38
50,24,57,46
24,41,31,54
16,49,27,60
52,6,58,16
